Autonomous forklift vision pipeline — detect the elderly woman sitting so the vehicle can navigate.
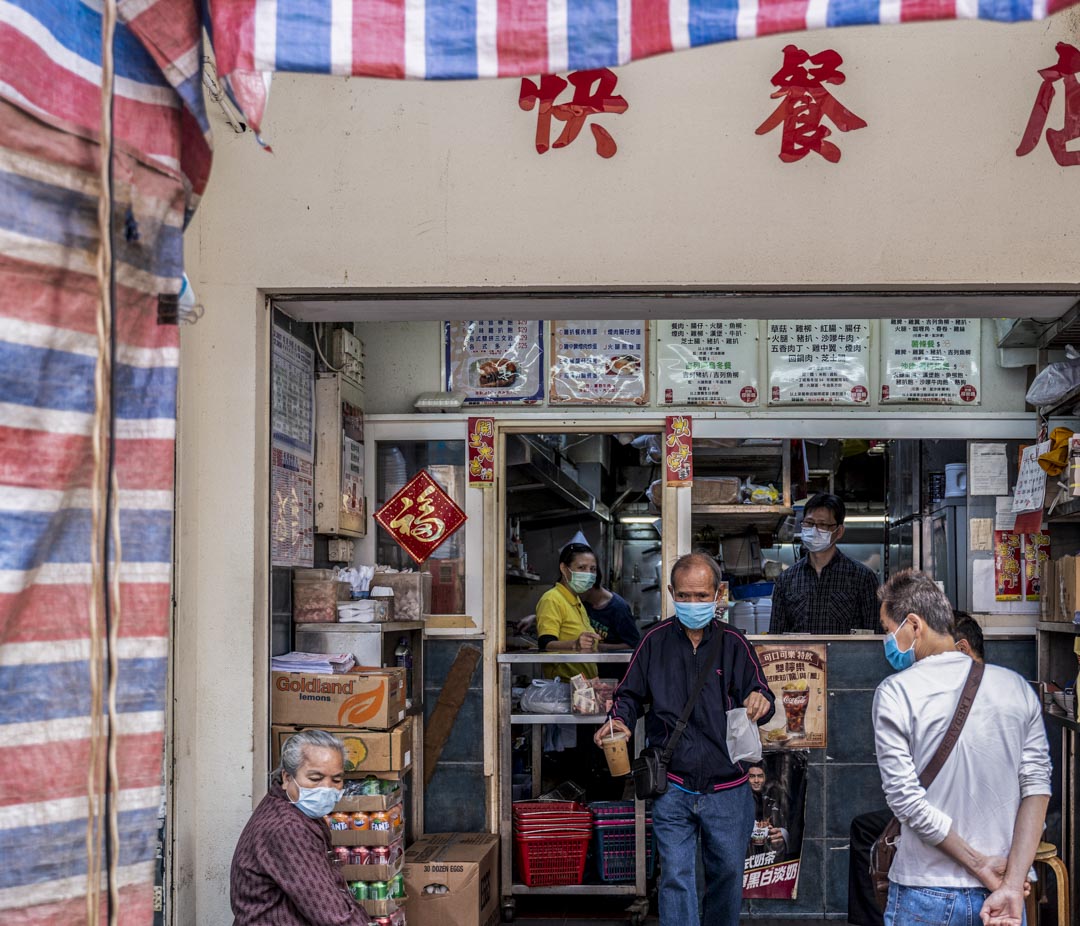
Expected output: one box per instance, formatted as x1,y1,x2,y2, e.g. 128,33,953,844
230,729,371,925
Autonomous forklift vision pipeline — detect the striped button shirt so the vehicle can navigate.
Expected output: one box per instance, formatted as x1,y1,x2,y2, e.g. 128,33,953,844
230,782,371,925
769,551,880,635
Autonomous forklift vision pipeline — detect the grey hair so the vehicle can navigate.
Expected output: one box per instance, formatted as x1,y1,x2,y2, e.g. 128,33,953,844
670,551,724,593
279,729,345,777
878,569,955,636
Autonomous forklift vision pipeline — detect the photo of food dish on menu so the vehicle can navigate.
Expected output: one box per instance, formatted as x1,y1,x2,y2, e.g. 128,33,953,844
549,321,649,405
444,320,544,404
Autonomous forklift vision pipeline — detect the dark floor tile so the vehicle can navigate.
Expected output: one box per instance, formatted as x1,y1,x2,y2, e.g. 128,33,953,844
824,837,851,916
984,639,1036,680
824,641,891,690
824,765,885,839
423,761,486,831
802,762,824,841
824,690,877,764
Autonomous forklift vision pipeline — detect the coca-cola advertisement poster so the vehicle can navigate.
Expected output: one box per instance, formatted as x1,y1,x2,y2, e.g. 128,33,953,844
755,643,827,750
743,751,809,899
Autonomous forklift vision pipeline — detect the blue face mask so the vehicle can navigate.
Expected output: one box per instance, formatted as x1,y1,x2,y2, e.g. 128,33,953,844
883,618,916,671
289,784,342,819
674,599,717,630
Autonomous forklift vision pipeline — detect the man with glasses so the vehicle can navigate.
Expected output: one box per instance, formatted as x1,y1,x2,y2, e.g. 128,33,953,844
770,493,880,634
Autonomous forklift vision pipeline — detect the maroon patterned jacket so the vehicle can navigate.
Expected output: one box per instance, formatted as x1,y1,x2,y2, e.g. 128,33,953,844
230,782,371,925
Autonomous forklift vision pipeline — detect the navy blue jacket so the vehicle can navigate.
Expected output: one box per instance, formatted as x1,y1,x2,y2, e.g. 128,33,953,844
609,618,775,793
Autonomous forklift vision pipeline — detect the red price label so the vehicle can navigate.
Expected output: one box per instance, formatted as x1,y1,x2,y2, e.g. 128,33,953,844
851,385,868,403
740,386,758,404
960,384,977,402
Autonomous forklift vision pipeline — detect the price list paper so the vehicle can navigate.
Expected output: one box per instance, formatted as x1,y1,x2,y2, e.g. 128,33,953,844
767,321,870,406
272,327,315,459
657,320,760,406
549,321,649,405
880,319,981,405
444,320,544,404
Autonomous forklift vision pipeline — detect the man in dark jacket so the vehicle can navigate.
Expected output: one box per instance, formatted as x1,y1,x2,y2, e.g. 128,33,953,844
594,552,775,926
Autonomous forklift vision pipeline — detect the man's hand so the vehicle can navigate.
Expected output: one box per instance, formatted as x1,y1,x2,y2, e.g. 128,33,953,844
979,884,1024,926
767,827,786,849
576,631,601,653
593,717,631,749
971,854,1009,891
744,691,770,722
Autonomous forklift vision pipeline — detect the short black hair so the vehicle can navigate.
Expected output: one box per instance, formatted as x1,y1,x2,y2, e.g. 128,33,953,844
953,611,985,661
669,551,723,592
878,569,955,636
804,493,846,526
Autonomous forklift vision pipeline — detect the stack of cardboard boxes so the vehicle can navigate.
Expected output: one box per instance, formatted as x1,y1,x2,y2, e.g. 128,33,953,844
272,665,413,922
1041,555,1080,625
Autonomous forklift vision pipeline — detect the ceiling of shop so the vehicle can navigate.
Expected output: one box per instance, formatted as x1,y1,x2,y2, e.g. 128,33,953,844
275,290,1080,323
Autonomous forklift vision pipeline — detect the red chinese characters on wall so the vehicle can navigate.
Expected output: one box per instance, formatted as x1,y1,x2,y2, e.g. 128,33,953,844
519,68,628,158
664,415,693,487
756,46,867,163
1017,42,1080,167
374,470,467,564
467,417,495,487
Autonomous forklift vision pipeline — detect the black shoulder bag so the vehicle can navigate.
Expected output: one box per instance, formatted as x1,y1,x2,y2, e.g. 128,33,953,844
869,660,984,910
631,628,724,801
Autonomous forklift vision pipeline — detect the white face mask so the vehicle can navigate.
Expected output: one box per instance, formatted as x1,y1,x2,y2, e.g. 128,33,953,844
800,526,835,553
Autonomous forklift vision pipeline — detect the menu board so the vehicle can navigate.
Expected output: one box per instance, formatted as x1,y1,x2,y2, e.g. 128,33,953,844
272,327,315,459
767,321,870,405
755,643,827,750
880,318,981,405
444,320,544,404
549,321,649,405
657,320,760,406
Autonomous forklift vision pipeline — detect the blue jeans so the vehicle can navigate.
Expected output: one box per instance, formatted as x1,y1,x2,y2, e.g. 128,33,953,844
651,782,754,926
885,883,1027,926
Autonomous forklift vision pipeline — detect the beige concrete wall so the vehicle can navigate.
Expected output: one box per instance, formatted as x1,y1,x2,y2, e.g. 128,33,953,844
192,17,1080,291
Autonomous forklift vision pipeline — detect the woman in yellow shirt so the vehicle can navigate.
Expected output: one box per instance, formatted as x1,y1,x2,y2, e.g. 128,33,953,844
536,543,605,679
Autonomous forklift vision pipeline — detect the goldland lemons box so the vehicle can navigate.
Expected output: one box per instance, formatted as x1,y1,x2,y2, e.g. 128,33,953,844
272,666,406,729
271,717,413,774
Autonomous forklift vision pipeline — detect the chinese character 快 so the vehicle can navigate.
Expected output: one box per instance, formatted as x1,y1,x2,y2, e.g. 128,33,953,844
519,69,629,158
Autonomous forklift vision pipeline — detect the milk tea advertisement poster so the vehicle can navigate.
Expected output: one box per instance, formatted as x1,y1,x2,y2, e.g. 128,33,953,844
754,644,827,750
743,751,809,900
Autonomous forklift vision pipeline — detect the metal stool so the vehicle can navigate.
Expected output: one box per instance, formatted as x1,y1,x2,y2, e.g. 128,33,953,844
1024,841,1069,926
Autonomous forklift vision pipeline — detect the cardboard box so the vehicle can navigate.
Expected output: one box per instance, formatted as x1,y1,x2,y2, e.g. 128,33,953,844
360,897,405,918
692,477,742,505
271,717,413,773
404,833,499,926
1058,556,1080,624
722,534,762,577
339,849,403,883
1041,558,1056,621
272,666,406,729
333,787,403,814
372,571,432,621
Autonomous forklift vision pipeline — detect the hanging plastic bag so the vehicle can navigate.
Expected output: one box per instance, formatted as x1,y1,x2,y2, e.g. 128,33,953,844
725,708,763,763
1026,347,1080,407
519,678,572,714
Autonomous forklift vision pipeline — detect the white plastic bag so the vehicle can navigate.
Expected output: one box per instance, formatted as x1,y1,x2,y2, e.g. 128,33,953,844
1026,346,1080,407
725,708,763,763
520,679,571,714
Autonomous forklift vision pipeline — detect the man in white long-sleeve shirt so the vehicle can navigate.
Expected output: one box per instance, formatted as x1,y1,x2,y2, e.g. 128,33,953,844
873,570,1051,926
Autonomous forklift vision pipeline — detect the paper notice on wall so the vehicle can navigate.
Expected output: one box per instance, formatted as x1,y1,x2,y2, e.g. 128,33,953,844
550,320,648,405
272,327,315,460
272,447,314,566
1013,441,1051,512
767,320,870,405
657,320,760,406
880,319,981,404
995,497,1018,531
970,518,994,551
342,436,364,518
444,320,544,404
969,443,1009,497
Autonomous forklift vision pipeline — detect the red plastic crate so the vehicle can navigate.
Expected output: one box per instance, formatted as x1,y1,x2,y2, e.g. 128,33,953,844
513,832,591,886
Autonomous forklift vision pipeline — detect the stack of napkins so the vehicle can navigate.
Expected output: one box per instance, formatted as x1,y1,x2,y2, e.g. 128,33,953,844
271,652,356,674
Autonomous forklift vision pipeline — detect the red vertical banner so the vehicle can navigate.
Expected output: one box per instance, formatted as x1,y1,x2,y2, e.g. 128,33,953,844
994,531,1023,601
1026,532,1051,601
468,417,496,487
664,415,693,486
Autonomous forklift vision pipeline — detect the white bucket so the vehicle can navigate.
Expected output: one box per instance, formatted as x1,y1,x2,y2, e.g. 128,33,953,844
945,463,967,498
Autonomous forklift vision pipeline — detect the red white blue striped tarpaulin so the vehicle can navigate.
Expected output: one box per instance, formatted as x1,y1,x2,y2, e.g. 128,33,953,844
209,0,1080,133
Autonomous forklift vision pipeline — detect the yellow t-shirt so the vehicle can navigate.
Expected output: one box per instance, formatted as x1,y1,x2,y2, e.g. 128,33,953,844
536,582,598,680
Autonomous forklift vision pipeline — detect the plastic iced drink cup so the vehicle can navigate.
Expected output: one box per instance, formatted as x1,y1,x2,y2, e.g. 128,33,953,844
782,686,810,736
602,731,631,777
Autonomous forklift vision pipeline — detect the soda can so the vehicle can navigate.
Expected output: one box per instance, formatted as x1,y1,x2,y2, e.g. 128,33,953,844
370,812,392,832
350,812,371,830
369,881,389,901
333,846,350,865
328,812,351,831
390,874,405,898
349,847,368,865
372,846,391,865
350,881,368,901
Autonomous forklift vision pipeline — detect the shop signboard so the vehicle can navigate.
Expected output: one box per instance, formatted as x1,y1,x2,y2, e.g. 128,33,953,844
755,643,827,750
880,318,981,405
271,447,314,567
767,321,870,405
656,320,760,406
374,470,467,564
549,320,649,404
664,415,693,486
742,751,809,900
444,320,544,404
467,417,496,487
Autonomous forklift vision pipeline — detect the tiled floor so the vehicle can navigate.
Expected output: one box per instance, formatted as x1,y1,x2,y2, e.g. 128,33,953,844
509,896,840,924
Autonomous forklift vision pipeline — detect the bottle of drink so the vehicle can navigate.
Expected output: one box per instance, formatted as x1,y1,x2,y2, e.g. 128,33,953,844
395,637,413,708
